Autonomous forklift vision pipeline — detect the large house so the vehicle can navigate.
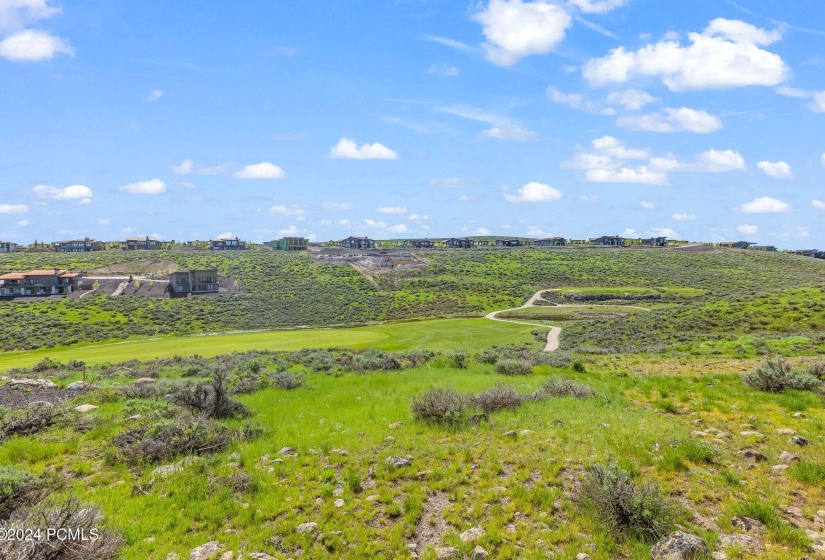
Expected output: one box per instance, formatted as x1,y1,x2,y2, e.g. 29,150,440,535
789,249,825,259
444,238,474,249
168,269,219,297
407,239,434,249
0,241,16,253
590,236,625,246
210,237,246,251
54,238,103,252
640,237,667,247
339,236,375,250
0,269,83,297
495,238,523,247
752,245,778,252
125,236,162,250
534,237,566,247
266,237,308,251
720,241,753,249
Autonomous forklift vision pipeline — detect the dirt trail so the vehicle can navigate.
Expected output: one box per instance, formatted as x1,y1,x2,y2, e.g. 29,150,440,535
349,262,381,290
111,281,129,297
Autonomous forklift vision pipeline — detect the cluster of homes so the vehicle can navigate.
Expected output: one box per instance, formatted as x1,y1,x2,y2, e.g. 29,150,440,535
336,235,667,249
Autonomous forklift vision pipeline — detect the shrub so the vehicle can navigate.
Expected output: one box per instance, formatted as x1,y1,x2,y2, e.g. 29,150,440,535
411,388,469,425
302,351,337,372
571,360,586,373
575,464,675,543
403,349,436,367
449,351,468,369
114,416,234,464
0,496,122,559
31,357,62,372
271,371,305,390
495,359,533,376
0,401,72,441
170,370,249,419
537,378,597,399
477,349,499,365
352,349,402,372
807,360,825,381
473,383,525,413
743,357,820,393
0,466,42,520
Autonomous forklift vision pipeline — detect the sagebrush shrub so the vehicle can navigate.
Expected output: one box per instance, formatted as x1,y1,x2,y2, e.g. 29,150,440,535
537,378,597,399
472,383,525,413
495,359,533,376
743,357,820,393
115,416,233,464
271,371,305,390
411,388,469,425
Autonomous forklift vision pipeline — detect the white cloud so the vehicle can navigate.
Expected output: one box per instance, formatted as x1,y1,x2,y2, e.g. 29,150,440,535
650,227,679,238
0,29,72,61
215,231,233,239
0,204,28,214
527,226,545,236
330,138,398,160
277,225,316,240
737,224,759,235
640,200,656,210
437,104,537,142
582,18,789,91
407,214,429,221
423,35,477,54
776,86,811,99
809,91,825,113
578,194,598,204
119,179,166,195
97,218,111,226
567,0,627,14
812,200,825,210
427,63,459,76
473,0,572,66
672,213,696,221
376,206,408,215
503,181,563,203
617,107,723,133
268,205,307,220
757,160,792,179
322,202,353,210
547,86,615,115
15,219,28,227
622,228,638,237
474,227,491,235
148,89,163,102
33,184,93,200
606,89,658,110
234,162,286,179
650,149,746,173
480,125,538,141
587,167,668,185
361,219,408,234
172,159,194,175
735,196,790,214
0,0,60,31
565,136,667,185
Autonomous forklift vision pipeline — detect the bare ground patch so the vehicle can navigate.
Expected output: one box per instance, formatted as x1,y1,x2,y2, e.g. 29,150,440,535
412,491,450,552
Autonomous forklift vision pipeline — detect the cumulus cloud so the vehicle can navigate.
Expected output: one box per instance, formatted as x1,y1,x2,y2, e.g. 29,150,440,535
234,162,286,179
480,126,537,141
737,224,759,235
606,89,658,110
567,0,628,14
172,159,194,175
215,231,233,239
547,86,615,115
757,160,792,179
330,138,398,160
582,18,789,91
0,204,28,214
376,207,408,215
650,227,680,238
672,213,696,221
565,136,667,185
119,179,166,195
503,181,563,203
148,89,163,101
640,200,656,210
473,0,572,66
617,107,723,133
268,205,307,219
650,149,746,173
33,184,93,200
812,200,825,210
322,202,353,210
809,91,825,113
0,29,72,61
0,0,60,31
735,196,790,214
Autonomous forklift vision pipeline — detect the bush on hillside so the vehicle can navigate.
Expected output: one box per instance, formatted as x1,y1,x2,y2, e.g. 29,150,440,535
473,383,525,413
170,370,249,419
114,416,233,464
411,388,470,425
807,360,825,381
352,349,402,372
0,466,42,520
495,359,533,376
743,357,820,393
575,464,675,543
536,378,597,400
271,371,305,390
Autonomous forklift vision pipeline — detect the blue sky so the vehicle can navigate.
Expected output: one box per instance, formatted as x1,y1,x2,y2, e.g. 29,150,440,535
1,0,824,247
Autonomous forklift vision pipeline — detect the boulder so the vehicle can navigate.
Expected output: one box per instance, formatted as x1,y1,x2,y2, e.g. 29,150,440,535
9,378,57,389
434,547,457,559
247,554,275,560
278,447,297,456
739,431,766,439
385,455,413,468
731,516,766,535
650,532,709,560
791,436,809,447
775,428,796,435
718,534,763,552
134,378,156,386
189,541,223,560
334,499,344,508
780,451,800,463
295,522,318,534
65,381,89,391
575,554,591,560
472,545,490,559
460,526,485,543
739,449,767,462
74,404,98,413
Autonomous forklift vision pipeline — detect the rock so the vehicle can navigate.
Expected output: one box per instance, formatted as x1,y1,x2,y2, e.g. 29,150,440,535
218,553,234,560
502,430,517,438
598,423,610,428
8,378,57,389
776,428,796,435
731,516,766,535
389,422,403,429
650,531,709,560
134,377,156,386
716,432,732,439
519,429,534,436
334,499,344,508
791,436,810,447
434,547,457,559
65,381,89,391
384,436,395,443
247,554,275,560
416,470,433,479
780,451,800,463
189,541,223,560
785,506,804,518
333,487,344,496
166,554,180,560
460,526,485,543
772,464,789,471
575,554,591,560
711,553,727,560
691,431,708,438
153,457,198,477
718,534,763,552
385,455,413,468
793,412,805,418
739,449,767,462
295,522,318,534
74,404,98,413
472,545,490,559
278,447,297,456
740,431,766,438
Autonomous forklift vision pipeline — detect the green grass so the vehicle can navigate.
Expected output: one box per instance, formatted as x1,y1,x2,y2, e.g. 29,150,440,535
498,305,648,322
0,318,538,369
